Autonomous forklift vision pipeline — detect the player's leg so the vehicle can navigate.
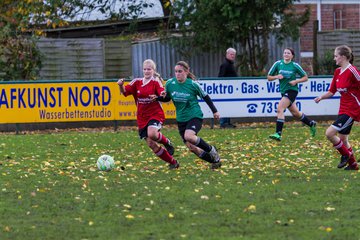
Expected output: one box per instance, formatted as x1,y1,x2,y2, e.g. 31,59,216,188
146,120,175,155
140,124,178,168
269,96,289,141
288,103,317,137
180,118,220,168
184,118,220,162
338,123,358,170
326,115,354,168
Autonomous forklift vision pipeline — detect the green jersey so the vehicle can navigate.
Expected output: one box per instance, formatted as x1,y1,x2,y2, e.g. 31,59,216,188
165,78,207,122
268,60,307,94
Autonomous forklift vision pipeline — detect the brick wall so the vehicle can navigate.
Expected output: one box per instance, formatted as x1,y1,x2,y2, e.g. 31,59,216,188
345,4,360,29
296,3,360,51
298,5,318,52
295,3,360,75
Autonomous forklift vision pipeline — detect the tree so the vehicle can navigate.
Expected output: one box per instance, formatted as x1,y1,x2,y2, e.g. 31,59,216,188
0,0,154,80
163,0,310,76
159,0,173,17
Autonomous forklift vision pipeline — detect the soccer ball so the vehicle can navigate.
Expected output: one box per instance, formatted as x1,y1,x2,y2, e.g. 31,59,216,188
96,154,115,171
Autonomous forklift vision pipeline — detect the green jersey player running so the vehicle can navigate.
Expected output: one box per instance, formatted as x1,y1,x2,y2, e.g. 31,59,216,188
267,47,316,141
156,61,221,169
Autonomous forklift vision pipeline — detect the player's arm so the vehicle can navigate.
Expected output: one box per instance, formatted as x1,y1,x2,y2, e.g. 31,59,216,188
156,80,172,102
294,75,308,84
156,94,171,102
156,93,171,102
267,61,282,81
117,78,126,95
203,95,220,120
267,75,283,81
291,64,308,84
315,72,338,103
314,91,334,103
289,75,308,86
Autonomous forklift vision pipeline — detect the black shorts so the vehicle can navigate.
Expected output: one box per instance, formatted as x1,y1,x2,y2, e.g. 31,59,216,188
177,118,203,143
331,114,354,135
138,119,162,139
281,90,298,107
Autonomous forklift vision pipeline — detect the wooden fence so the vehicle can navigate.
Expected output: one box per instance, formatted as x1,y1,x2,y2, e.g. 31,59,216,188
37,38,132,80
317,31,360,67
34,31,360,81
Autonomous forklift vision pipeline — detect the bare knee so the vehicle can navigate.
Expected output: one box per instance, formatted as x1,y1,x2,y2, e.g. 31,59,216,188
184,131,196,144
147,128,159,141
325,126,337,142
146,138,160,152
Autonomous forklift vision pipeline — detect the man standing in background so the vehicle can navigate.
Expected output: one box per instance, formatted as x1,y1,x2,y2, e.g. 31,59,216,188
218,47,238,128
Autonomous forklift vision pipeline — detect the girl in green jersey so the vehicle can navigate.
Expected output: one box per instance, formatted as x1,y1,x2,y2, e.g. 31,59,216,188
267,48,317,141
157,61,222,169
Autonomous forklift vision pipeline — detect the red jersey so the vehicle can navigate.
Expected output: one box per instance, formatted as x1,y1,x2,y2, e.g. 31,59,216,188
329,64,360,121
123,77,165,129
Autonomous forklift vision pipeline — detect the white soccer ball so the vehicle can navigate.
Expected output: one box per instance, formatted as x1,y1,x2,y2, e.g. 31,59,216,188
96,154,115,171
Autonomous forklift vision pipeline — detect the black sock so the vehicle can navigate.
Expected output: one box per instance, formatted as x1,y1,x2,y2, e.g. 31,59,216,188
300,113,313,127
199,151,215,163
195,137,212,152
276,119,284,135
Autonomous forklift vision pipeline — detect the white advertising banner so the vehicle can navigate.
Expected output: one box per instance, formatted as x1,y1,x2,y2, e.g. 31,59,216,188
198,77,339,118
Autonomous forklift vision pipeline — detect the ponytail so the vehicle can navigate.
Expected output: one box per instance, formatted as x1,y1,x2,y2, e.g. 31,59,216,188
154,71,164,82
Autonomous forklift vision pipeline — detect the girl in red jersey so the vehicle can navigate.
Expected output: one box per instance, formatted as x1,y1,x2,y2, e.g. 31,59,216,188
117,59,179,169
315,45,360,170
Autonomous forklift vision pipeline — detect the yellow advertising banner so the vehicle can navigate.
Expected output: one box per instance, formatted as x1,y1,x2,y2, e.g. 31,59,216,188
0,81,176,123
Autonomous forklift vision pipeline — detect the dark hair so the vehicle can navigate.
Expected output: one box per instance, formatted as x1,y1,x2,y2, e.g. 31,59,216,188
335,45,354,64
175,61,197,80
284,47,295,59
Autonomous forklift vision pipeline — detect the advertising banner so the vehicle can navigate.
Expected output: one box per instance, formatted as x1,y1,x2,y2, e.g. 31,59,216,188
0,81,116,123
198,77,338,118
0,77,337,124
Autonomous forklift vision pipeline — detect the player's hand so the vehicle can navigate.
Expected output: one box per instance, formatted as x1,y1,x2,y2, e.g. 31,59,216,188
314,96,322,103
117,78,124,86
160,91,167,97
289,80,297,86
149,95,157,101
277,74,284,79
213,112,220,120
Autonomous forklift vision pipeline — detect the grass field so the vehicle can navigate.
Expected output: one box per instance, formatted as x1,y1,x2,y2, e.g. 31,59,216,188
0,122,359,240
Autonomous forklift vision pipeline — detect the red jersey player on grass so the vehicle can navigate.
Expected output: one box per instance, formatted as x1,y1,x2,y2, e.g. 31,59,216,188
315,45,360,170
117,59,179,169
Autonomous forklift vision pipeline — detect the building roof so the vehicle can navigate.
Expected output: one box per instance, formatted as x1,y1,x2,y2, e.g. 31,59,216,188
43,17,168,38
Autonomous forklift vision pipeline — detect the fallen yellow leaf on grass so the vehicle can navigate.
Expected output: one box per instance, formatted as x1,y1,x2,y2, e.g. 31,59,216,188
200,195,209,200
324,207,335,211
244,204,256,212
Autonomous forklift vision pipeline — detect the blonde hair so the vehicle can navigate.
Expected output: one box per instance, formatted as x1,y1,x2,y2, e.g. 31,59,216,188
335,45,354,64
175,61,196,80
143,59,163,81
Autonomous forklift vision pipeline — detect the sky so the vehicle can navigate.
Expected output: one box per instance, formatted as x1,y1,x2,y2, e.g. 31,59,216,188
71,0,164,21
